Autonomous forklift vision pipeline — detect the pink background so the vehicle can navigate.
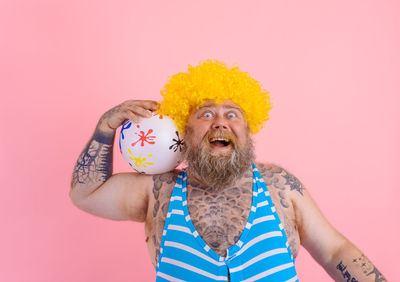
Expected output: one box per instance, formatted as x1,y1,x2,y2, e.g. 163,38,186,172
1,0,399,281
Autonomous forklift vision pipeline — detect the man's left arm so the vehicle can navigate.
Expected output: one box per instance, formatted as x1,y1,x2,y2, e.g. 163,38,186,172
287,171,387,282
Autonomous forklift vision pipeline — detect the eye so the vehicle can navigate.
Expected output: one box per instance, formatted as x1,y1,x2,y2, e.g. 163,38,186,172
202,112,213,118
227,112,236,119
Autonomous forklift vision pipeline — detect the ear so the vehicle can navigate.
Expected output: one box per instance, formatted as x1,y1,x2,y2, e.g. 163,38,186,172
245,122,251,133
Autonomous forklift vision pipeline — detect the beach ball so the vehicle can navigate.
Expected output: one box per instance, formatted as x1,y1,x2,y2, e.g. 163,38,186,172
119,113,185,174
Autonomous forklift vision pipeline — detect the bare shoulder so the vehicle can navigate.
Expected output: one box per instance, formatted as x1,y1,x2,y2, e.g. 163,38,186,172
255,162,306,225
149,170,180,199
255,162,305,198
146,169,181,223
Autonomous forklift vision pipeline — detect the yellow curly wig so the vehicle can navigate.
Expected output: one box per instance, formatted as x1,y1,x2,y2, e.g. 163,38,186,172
159,59,272,134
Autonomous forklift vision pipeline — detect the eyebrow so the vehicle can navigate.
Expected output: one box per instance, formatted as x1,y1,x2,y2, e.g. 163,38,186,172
197,105,243,112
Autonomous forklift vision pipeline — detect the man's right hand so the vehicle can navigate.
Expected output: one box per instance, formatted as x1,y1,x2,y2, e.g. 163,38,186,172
96,100,159,134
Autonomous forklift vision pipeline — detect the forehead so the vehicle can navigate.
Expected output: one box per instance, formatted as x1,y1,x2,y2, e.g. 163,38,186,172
195,100,243,112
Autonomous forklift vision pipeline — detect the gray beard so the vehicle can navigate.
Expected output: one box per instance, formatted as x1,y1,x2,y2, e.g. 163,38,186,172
185,134,255,192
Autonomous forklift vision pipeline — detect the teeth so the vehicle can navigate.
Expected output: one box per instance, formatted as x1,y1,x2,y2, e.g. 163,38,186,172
209,137,229,142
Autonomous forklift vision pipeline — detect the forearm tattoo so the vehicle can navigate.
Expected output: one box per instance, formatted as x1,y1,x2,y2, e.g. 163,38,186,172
352,254,387,282
335,254,387,282
71,129,115,187
337,260,359,281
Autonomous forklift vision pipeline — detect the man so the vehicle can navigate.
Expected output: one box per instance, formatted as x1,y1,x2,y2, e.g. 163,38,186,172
70,60,386,281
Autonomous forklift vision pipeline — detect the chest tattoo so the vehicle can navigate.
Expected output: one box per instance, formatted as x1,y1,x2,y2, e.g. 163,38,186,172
187,179,253,257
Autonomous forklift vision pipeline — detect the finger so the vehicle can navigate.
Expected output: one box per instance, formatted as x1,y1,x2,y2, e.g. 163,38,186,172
133,100,159,111
124,111,141,123
129,104,153,118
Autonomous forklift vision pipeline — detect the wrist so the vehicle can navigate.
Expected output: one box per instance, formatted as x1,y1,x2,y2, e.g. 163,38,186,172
93,126,115,144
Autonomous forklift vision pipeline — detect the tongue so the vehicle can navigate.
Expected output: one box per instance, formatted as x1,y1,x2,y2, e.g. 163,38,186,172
211,141,226,147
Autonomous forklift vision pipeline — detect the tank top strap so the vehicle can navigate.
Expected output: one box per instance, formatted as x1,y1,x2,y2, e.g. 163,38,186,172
252,163,270,201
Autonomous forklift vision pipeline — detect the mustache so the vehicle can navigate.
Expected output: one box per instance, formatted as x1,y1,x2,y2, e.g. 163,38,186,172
202,130,238,147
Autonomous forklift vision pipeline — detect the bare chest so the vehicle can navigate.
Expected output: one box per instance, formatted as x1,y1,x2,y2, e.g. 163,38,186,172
187,185,253,256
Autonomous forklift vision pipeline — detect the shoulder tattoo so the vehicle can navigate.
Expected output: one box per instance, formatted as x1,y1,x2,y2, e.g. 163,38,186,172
258,163,305,203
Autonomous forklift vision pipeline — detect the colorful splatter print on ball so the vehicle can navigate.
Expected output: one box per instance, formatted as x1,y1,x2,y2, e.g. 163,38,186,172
119,113,185,174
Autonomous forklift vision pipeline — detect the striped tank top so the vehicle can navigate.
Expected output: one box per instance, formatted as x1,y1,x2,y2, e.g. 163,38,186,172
156,163,298,281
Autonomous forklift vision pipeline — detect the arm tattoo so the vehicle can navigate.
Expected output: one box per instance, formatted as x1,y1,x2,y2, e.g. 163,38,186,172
282,171,304,196
258,163,305,208
337,260,359,281
352,254,387,282
71,129,115,187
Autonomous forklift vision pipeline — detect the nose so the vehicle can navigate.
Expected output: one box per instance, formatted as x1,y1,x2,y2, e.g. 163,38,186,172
212,116,228,130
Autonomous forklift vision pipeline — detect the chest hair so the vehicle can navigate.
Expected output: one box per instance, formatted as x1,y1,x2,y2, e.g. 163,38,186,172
187,176,253,257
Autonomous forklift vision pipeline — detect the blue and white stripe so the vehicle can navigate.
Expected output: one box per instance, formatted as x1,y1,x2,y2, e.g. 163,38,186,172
156,163,298,281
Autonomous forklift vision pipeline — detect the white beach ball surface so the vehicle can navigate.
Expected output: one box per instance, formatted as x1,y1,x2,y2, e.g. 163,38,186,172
119,113,185,174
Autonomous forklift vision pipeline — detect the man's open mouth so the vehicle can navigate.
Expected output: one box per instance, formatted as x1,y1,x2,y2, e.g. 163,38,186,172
209,137,232,148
